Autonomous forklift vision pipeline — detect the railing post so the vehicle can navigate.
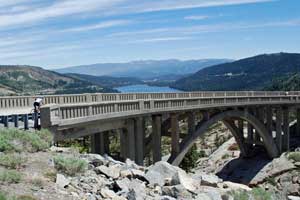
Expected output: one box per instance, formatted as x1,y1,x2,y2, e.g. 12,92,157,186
139,100,145,110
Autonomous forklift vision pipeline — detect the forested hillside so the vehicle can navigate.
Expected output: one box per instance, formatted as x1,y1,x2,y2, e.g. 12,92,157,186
173,53,300,91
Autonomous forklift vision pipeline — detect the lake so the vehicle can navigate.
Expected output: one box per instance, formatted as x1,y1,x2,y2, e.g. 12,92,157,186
115,84,181,93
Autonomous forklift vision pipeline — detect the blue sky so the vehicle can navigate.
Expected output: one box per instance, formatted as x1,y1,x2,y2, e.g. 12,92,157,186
0,0,299,69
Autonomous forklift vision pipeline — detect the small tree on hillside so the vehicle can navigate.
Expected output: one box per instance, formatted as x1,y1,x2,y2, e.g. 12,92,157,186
180,144,204,172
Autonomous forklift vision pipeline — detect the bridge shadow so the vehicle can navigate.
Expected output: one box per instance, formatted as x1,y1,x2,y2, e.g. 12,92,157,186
216,148,272,185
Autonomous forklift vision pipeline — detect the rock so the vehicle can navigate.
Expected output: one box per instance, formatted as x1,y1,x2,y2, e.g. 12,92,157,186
162,185,193,200
195,193,213,200
172,170,199,192
193,173,222,187
294,162,300,168
288,196,300,200
50,146,74,153
116,178,146,200
100,188,126,200
95,165,120,179
145,161,179,186
120,169,132,178
56,174,70,188
80,154,107,167
221,181,252,191
155,196,177,200
250,156,296,185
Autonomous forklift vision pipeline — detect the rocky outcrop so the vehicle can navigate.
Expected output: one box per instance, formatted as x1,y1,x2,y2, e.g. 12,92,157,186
53,153,252,200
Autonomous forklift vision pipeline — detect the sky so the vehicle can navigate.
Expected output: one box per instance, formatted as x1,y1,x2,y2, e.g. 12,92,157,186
0,0,299,69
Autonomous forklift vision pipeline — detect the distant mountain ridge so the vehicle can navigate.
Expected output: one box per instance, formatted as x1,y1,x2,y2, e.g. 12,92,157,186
173,53,300,91
56,59,233,79
67,73,143,88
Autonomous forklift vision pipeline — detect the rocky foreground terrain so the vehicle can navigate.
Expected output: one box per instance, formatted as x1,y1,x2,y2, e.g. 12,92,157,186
1,128,300,200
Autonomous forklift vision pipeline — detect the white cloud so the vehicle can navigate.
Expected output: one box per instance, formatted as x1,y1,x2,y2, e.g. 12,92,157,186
0,0,276,29
127,37,192,44
184,15,210,20
62,20,132,32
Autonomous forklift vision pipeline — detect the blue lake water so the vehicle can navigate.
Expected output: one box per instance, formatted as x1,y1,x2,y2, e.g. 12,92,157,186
115,84,181,93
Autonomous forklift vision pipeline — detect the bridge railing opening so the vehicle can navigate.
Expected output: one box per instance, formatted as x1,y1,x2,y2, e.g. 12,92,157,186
2,91,300,111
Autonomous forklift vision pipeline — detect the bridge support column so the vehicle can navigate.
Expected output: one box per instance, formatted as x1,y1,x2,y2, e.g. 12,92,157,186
297,109,300,136
3,116,8,128
171,114,180,158
91,132,109,155
120,129,127,160
187,112,195,135
135,117,145,166
14,115,19,128
126,119,136,161
152,115,162,163
276,108,283,153
282,107,290,152
23,114,29,130
254,107,264,144
266,107,273,137
238,120,244,142
246,108,254,144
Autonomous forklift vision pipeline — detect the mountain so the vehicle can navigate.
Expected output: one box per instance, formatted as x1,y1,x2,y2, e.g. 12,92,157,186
0,65,116,95
173,53,300,91
265,73,300,91
56,59,232,79
67,73,143,88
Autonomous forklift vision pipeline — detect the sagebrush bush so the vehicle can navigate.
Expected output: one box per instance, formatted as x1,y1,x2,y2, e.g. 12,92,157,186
288,152,300,162
0,153,26,169
53,155,87,176
0,129,52,153
0,169,22,184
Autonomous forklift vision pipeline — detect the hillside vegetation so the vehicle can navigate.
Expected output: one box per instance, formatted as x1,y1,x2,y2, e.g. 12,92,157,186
67,73,143,88
0,65,116,95
173,53,300,91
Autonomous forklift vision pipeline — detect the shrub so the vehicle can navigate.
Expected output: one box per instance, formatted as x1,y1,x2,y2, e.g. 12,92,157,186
0,154,26,169
53,155,87,176
180,144,203,172
288,152,300,162
228,143,239,151
0,169,22,184
17,195,38,200
0,129,52,153
251,188,272,200
230,190,249,200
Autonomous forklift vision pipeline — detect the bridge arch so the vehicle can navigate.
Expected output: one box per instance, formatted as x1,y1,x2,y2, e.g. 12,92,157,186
168,110,279,166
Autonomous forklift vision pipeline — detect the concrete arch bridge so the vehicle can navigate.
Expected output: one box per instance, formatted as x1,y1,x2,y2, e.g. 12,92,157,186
1,91,300,166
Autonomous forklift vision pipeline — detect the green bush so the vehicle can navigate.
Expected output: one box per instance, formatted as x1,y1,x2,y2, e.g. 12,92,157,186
251,188,272,200
0,153,26,169
180,144,203,172
230,190,249,200
0,169,22,184
230,188,276,200
53,155,87,176
288,152,300,162
0,129,52,153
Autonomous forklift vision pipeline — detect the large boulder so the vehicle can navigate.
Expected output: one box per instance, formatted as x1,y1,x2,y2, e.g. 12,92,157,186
116,178,147,200
145,161,199,192
56,174,70,188
95,165,121,179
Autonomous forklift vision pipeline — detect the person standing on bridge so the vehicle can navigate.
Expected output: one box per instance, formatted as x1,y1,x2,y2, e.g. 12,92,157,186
33,97,43,113
33,97,43,130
